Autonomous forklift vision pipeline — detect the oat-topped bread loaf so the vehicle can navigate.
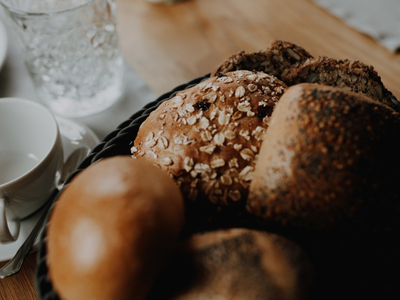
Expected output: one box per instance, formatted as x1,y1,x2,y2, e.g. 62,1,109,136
147,228,314,300
211,40,313,80
283,56,398,110
248,83,400,232
132,70,287,230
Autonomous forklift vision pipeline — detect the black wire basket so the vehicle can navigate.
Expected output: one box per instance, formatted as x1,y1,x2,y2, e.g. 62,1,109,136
35,74,211,300
34,72,399,300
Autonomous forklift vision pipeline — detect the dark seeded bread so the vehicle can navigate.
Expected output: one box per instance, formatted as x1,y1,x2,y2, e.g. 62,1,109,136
212,41,399,111
282,56,398,110
211,40,313,80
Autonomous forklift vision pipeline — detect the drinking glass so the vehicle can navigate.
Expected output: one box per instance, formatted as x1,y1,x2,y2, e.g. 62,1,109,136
0,0,125,118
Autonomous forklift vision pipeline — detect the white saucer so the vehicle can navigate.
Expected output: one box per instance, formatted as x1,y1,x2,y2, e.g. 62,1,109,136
0,117,100,262
56,116,100,158
0,18,7,72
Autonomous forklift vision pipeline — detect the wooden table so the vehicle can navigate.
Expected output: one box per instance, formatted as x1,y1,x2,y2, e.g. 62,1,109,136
1,0,399,299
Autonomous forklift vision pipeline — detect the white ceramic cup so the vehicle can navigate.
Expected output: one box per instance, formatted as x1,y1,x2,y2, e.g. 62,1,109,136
0,98,63,244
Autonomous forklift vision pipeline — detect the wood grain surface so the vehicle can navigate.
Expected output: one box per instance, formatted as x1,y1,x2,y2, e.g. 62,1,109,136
117,0,400,97
0,253,38,300
1,0,399,299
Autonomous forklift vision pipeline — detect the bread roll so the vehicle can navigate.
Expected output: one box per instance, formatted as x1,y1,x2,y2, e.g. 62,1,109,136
247,83,400,231
212,40,398,111
283,56,398,110
46,156,185,300
132,70,287,231
211,40,313,80
148,228,314,300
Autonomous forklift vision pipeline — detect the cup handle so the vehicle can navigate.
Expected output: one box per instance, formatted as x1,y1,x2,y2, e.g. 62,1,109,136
0,197,21,244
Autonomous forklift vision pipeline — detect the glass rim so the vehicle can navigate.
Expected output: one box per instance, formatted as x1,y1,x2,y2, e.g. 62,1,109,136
0,0,98,16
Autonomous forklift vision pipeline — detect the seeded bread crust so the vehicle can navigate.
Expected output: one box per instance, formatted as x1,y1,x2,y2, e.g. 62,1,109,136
132,70,287,230
282,56,398,110
211,40,313,80
248,83,400,232
148,228,314,300
212,41,399,111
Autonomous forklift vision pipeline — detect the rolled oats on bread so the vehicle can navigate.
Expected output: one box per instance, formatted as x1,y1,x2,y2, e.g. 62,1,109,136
132,70,287,230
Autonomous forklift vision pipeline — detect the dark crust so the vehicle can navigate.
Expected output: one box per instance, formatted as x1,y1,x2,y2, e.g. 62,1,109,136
282,56,397,110
147,229,314,300
212,41,399,111
247,85,400,232
211,40,313,80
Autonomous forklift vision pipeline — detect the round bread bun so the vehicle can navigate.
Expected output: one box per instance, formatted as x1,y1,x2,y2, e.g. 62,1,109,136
147,228,314,300
247,83,400,232
132,70,287,231
46,156,185,300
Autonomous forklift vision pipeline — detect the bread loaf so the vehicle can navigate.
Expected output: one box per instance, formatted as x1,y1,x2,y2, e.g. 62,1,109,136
283,56,398,110
148,228,314,300
212,40,399,111
132,70,287,230
47,156,185,300
247,83,400,231
211,40,313,80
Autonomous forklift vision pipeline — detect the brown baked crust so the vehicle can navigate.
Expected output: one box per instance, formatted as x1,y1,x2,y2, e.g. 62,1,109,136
132,70,287,230
247,83,400,232
148,228,314,300
47,157,185,300
212,41,399,111
283,56,398,110
211,40,313,80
